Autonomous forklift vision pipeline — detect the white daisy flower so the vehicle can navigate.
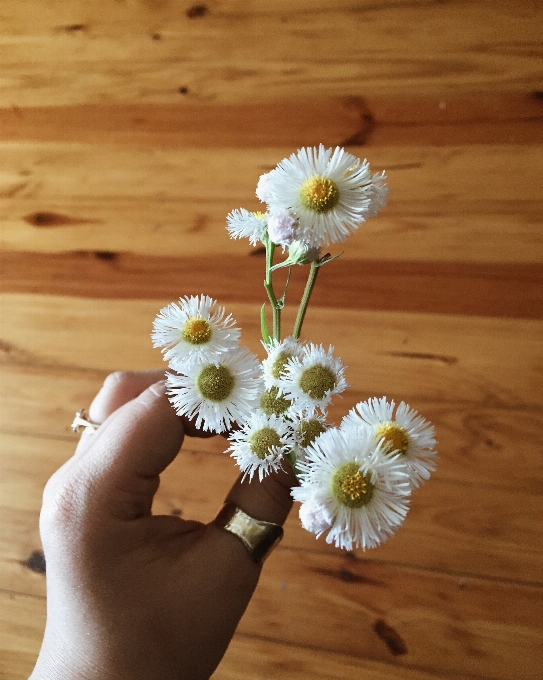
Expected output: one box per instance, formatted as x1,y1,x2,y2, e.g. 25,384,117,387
258,386,294,419
342,397,437,488
261,337,304,389
289,413,329,466
258,145,389,247
292,426,411,551
226,208,268,246
277,343,348,415
152,295,240,371
166,348,263,433
227,412,294,481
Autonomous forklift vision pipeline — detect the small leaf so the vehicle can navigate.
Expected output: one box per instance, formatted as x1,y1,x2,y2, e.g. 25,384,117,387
316,252,343,268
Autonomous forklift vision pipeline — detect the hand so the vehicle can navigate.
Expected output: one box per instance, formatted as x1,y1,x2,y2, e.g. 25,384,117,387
31,370,296,680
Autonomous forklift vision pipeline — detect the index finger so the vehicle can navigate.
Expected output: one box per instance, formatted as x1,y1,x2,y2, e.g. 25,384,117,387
78,381,186,521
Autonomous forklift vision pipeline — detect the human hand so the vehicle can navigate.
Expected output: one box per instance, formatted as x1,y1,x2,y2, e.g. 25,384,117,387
31,370,296,680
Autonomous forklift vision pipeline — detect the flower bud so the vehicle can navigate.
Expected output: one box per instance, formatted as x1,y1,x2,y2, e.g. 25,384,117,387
287,240,322,265
267,210,297,246
256,172,273,202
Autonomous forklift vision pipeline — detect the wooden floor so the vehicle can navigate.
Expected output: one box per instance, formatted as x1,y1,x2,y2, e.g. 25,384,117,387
1,1,543,678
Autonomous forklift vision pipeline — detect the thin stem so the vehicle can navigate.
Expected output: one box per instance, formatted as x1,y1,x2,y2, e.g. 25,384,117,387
263,238,281,341
293,260,320,339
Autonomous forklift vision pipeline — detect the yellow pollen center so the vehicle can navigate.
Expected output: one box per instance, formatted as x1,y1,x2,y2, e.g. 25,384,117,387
271,352,291,379
299,175,340,214
298,419,327,448
260,386,291,416
196,364,234,402
374,422,410,455
182,316,212,345
253,211,267,220
299,364,336,401
332,462,374,509
249,427,281,460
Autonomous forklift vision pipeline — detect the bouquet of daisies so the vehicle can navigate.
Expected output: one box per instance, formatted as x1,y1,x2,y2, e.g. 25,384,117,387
152,145,437,551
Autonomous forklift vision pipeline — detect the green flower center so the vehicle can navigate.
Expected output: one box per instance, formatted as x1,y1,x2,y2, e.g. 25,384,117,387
374,421,410,455
271,352,291,379
299,364,336,401
332,462,374,509
260,386,291,416
249,427,281,460
182,316,212,345
297,418,327,448
196,364,234,402
299,175,340,214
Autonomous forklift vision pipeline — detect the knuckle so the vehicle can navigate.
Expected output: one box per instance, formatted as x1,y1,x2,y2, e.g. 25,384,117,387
103,370,135,392
40,474,89,537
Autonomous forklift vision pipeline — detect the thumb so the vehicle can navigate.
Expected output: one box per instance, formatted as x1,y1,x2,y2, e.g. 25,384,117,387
224,464,298,527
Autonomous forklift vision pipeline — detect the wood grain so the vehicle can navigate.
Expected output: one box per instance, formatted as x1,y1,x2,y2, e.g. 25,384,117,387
2,1,543,678
2,1,542,105
3,253,543,319
2,433,542,594
1,95,542,148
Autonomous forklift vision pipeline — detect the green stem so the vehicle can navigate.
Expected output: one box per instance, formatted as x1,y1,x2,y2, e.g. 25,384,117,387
293,260,320,339
264,238,281,341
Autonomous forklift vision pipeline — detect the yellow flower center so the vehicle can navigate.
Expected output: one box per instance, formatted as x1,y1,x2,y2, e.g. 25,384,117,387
374,421,410,455
332,462,374,509
253,211,267,220
299,175,340,214
182,316,212,345
196,364,234,402
297,419,327,448
260,386,291,416
271,352,291,379
299,364,336,401
249,427,281,460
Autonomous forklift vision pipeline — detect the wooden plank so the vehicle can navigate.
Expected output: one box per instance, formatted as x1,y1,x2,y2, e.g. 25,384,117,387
3,432,542,586
1,144,542,263
1,95,541,148
1,294,542,409
2,521,542,680
2,363,542,493
0,591,477,680
1,143,539,205
216,634,476,680
1,1,542,105
0,99,365,149
2,252,543,320
239,550,543,680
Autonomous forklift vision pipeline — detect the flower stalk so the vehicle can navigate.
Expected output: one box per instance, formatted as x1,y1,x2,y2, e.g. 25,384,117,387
293,259,320,339
263,236,281,341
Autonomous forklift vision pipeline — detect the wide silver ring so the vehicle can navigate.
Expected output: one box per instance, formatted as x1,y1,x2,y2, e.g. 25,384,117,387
213,502,283,563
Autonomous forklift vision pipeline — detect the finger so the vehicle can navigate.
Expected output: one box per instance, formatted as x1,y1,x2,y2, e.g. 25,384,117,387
87,369,215,439
225,464,297,527
89,369,165,423
74,369,214,465
77,381,185,521
70,370,166,464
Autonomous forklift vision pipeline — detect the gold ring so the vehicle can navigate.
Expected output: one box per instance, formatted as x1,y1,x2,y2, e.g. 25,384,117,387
214,502,283,563
71,409,100,434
